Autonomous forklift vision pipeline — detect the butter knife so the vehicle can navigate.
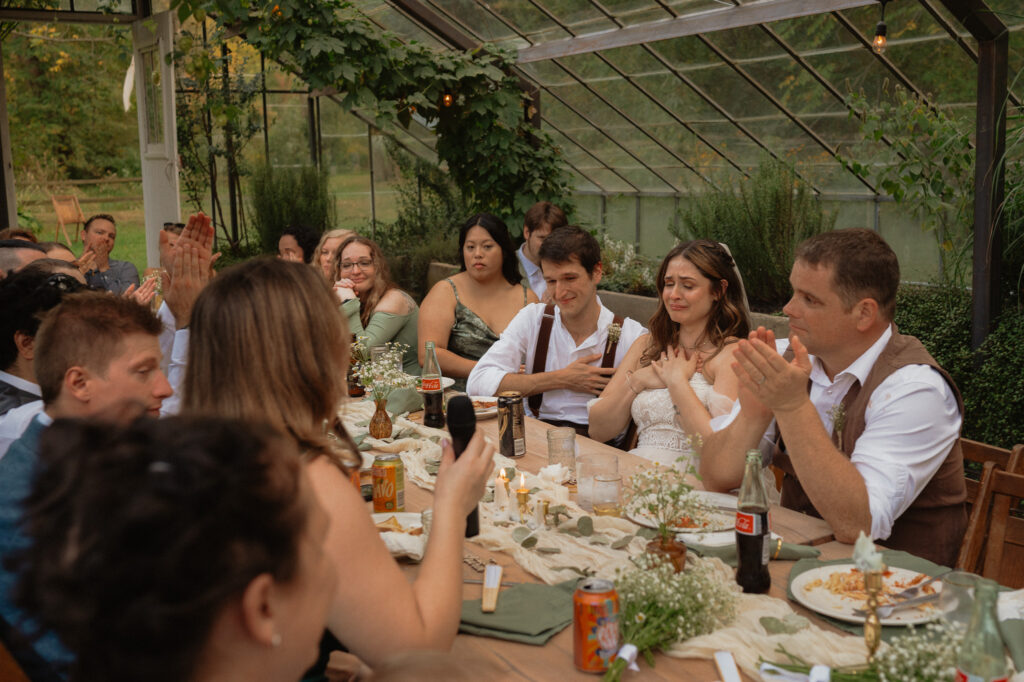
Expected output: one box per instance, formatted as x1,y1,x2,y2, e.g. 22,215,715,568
852,591,939,618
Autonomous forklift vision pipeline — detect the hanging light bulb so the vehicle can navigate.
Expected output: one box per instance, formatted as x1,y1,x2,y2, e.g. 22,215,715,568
873,0,889,55
442,93,454,107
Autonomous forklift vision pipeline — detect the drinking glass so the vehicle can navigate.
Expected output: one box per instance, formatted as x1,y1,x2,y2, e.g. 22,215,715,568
546,427,576,479
940,570,978,626
577,452,619,512
592,474,623,517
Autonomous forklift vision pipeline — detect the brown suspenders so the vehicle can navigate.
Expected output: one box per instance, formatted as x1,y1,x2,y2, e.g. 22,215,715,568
527,303,623,417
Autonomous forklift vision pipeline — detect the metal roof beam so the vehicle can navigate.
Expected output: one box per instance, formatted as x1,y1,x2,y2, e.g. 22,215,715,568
516,0,875,64
0,8,140,24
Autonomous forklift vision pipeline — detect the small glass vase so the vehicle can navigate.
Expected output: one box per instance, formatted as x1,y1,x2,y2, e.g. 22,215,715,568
369,398,393,439
646,536,687,573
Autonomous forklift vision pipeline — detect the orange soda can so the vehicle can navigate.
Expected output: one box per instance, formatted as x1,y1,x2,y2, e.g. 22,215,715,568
573,577,619,673
372,454,404,512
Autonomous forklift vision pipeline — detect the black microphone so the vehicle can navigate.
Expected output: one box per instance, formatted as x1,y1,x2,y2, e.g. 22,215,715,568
446,395,480,538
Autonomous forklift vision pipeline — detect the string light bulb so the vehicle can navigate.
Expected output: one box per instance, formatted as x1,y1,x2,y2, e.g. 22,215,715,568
873,0,889,55
442,93,453,107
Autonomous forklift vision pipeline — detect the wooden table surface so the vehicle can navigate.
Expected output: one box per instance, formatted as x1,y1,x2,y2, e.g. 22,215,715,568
388,412,847,680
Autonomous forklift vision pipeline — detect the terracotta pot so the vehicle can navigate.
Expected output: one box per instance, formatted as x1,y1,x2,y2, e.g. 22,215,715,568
646,536,687,573
368,398,393,439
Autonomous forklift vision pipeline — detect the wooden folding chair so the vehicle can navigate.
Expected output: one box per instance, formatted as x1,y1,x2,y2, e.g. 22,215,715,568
961,438,1022,508
50,195,85,246
957,464,1024,588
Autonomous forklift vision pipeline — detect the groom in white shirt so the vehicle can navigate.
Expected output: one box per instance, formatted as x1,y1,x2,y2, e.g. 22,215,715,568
469,226,646,436
700,228,965,566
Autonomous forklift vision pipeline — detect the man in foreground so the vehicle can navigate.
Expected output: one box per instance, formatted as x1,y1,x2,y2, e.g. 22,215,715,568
469,226,645,437
700,228,965,566
0,293,173,678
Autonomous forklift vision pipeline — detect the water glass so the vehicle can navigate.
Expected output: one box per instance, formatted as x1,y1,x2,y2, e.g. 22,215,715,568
940,570,977,625
577,452,619,512
592,474,623,517
546,427,576,479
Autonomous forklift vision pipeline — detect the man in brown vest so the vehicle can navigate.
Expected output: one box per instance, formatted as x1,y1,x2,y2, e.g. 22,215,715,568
700,229,966,566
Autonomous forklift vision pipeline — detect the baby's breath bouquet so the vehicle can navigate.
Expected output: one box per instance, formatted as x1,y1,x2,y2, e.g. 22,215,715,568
603,553,737,681
352,341,415,402
625,462,710,544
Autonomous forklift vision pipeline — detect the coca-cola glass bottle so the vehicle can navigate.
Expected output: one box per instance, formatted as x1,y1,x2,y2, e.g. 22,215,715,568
735,449,771,593
421,341,445,429
955,577,1009,682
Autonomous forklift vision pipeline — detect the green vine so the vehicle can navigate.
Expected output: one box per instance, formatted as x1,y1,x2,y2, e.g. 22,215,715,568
170,0,572,227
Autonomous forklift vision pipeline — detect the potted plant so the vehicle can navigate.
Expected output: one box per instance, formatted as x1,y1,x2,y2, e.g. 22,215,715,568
351,340,415,439
624,463,707,573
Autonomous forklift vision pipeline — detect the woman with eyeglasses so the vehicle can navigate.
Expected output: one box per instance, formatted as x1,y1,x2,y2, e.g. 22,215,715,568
331,235,420,375
416,214,537,391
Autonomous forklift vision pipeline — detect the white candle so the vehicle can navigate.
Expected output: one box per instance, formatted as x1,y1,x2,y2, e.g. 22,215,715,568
494,471,509,511
531,501,545,528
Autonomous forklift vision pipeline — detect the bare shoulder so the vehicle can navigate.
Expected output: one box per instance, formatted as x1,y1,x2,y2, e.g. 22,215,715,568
376,288,415,315
525,287,540,304
421,277,457,309
623,333,652,366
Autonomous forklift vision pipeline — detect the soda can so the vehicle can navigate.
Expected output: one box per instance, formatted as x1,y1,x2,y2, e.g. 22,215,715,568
573,577,619,673
372,454,404,512
497,391,526,459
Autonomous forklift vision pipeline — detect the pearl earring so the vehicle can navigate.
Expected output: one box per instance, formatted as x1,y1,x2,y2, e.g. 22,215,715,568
271,632,282,647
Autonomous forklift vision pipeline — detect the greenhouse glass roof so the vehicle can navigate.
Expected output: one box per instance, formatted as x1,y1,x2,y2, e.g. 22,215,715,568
355,0,1024,199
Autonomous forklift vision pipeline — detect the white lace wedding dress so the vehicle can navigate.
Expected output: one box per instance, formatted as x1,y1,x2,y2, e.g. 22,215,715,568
629,373,734,471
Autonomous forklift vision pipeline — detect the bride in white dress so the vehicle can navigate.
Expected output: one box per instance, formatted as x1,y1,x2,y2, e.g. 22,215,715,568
589,241,750,472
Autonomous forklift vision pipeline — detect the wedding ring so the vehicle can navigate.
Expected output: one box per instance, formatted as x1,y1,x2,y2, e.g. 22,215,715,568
771,537,783,560
757,375,767,385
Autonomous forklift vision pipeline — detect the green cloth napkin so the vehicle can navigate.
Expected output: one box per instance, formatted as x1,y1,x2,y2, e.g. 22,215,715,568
999,618,1024,672
786,550,945,642
386,388,423,416
687,540,820,567
459,580,576,645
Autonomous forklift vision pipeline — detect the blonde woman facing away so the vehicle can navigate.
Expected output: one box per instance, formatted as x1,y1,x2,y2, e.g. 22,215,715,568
332,235,420,375
588,241,750,471
418,214,538,391
182,258,494,669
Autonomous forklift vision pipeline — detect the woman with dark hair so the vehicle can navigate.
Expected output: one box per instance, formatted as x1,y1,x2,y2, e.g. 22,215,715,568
417,213,538,391
278,225,321,264
588,240,750,470
332,235,420,375
184,258,494,669
12,416,336,682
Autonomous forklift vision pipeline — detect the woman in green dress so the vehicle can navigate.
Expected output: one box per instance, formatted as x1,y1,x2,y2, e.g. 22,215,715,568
332,235,420,375
418,213,538,392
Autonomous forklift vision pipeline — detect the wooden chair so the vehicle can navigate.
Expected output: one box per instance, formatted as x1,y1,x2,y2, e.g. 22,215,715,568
0,638,30,682
961,438,1022,508
957,463,1024,588
50,195,85,246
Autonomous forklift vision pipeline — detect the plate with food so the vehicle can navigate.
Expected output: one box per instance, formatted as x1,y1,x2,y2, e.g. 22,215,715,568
469,396,499,420
790,564,941,625
372,512,426,561
625,505,734,533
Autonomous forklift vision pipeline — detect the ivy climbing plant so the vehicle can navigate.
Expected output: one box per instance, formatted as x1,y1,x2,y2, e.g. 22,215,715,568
170,0,571,228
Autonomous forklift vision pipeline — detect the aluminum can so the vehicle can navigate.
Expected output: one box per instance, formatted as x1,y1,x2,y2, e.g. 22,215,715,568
573,577,619,673
372,454,404,512
497,391,526,458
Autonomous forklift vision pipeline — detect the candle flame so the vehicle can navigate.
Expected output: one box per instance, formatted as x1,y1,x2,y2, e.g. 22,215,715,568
500,468,506,479
520,473,526,488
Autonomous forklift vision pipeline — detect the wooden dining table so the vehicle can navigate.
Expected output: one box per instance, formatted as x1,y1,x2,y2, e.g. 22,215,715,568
380,412,852,681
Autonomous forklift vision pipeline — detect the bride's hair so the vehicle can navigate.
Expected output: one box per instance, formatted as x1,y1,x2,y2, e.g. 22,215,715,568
642,240,750,366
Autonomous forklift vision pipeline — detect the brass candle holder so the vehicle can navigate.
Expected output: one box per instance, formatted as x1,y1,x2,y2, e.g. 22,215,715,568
863,567,884,662
516,488,530,524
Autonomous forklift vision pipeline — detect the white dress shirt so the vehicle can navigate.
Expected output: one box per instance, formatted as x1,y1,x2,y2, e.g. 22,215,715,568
516,245,546,299
0,370,41,398
713,326,961,541
467,300,646,424
159,328,190,417
156,301,176,374
0,400,43,462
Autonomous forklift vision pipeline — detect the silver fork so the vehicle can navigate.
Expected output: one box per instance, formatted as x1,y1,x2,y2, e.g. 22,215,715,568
853,592,940,618
889,570,949,602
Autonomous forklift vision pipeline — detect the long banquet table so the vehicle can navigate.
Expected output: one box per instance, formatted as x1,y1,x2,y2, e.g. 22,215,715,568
378,411,849,681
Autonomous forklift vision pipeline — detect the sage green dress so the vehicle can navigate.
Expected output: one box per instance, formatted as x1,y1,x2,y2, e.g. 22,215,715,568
446,278,528,391
342,291,421,376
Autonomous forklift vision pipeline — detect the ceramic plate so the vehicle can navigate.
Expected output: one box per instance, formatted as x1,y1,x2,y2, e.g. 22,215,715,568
625,506,735,534
469,396,499,420
693,490,738,511
789,564,942,626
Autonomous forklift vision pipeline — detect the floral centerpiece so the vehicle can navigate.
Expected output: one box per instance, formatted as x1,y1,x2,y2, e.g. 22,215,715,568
604,553,736,681
350,341,415,438
624,460,712,571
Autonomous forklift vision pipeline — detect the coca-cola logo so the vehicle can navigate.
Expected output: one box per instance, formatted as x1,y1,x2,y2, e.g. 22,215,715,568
735,511,755,534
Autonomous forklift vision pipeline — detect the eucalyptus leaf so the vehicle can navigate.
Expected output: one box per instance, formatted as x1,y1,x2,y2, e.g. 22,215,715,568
635,527,659,540
588,535,609,546
482,489,494,503
528,487,541,495
535,547,561,554
427,435,441,443
521,536,538,549
759,615,810,635
357,443,372,451
511,526,531,543
559,528,582,537
354,420,369,428
611,536,634,550
553,565,591,577
577,516,594,537
424,463,439,475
